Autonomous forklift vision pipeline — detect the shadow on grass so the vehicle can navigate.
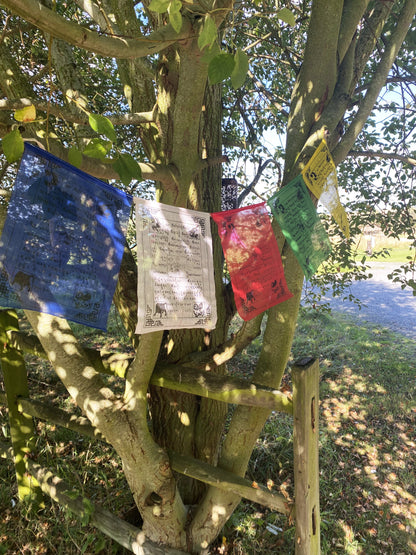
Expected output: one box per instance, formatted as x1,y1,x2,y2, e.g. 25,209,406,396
1,309,415,554
319,364,415,552
224,310,415,554
302,313,415,554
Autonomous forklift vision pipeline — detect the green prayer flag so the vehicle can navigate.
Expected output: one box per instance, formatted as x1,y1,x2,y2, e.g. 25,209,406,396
268,175,331,279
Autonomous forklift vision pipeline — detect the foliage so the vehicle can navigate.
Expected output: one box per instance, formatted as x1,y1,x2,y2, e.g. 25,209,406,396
1,308,415,553
0,0,415,552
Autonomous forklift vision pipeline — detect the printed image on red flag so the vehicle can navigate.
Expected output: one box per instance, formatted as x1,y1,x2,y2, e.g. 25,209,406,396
211,202,292,321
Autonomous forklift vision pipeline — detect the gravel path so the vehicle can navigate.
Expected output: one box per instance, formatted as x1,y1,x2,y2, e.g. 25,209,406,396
312,262,416,341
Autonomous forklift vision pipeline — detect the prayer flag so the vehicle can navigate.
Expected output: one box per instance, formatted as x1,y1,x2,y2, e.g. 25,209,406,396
319,168,350,237
268,176,331,279
134,198,217,334
221,178,238,211
302,139,350,237
211,203,292,321
0,143,132,330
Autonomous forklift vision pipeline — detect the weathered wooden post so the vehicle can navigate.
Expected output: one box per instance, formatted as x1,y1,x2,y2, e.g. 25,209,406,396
292,357,320,555
0,309,42,504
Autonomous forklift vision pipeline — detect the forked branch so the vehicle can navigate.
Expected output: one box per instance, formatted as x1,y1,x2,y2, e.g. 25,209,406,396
0,0,193,59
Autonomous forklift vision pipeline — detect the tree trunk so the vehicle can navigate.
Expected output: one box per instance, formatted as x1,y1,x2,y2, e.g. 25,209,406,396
1,0,415,551
148,59,231,504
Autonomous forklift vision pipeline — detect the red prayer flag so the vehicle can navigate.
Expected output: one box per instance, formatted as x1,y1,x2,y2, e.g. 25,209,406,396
211,202,292,320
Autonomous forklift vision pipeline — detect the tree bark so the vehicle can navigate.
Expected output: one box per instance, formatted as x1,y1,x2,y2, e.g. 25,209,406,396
1,0,414,552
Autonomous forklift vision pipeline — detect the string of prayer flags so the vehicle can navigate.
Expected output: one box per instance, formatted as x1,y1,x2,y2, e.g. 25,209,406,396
134,198,217,334
0,143,132,330
211,202,292,321
268,175,332,280
302,139,350,237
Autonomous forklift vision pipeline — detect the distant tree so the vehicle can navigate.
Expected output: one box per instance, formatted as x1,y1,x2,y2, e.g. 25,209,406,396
0,0,415,551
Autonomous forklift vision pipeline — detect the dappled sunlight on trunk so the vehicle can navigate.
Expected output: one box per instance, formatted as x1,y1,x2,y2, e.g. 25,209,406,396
1,0,415,552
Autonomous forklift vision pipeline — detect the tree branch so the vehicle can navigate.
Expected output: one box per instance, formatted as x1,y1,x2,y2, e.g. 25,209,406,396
179,315,263,370
247,70,289,117
307,1,405,154
151,364,293,414
74,0,114,33
196,155,229,174
238,158,276,206
47,30,91,121
333,0,416,165
188,245,305,550
0,0,193,59
26,459,187,555
23,310,125,437
306,32,357,151
0,98,155,125
113,244,140,349
348,149,416,167
0,11,10,44
337,0,370,64
33,140,179,183
285,0,343,177
170,452,291,514
23,309,186,543
352,0,394,90
354,75,416,95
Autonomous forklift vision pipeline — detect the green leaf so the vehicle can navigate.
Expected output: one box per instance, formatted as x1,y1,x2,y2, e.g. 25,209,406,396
83,498,94,516
169,0,182,13
64,490,80,500
198,15,217,51
14,105,36,123
208,52,235,85
88,113,116,143
2,130,24,163
93,537,107,553
68,146,83,168
80,497,94,526
168,0,182,33
83,138,112,160
277,7,296,27
231,49,249,89
113,153,142,186
148,0,170,13
201,41,221,64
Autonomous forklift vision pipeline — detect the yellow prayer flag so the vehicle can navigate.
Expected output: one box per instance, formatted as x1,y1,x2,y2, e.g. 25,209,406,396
302,140,350,238
302,139,334,197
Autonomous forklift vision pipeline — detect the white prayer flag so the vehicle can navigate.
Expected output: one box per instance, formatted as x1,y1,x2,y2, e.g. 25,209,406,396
134,198,217,334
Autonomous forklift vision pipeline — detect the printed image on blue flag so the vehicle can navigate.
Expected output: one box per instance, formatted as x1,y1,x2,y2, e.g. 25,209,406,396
0,143,132,330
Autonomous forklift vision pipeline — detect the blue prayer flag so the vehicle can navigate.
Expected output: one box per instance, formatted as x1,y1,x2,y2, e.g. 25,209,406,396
0,143,132,330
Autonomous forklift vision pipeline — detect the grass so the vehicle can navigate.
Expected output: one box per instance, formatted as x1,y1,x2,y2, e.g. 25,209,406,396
223,310,416,554
1,308,415,554
355,247,415,265
371,247,415,264
336,235,415,272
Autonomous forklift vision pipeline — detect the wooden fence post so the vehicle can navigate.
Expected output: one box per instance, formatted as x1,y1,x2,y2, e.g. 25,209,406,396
292,357,320,555
0,309,42,505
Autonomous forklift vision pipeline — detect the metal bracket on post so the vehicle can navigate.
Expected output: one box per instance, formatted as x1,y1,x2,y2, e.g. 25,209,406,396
292,357,320,555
